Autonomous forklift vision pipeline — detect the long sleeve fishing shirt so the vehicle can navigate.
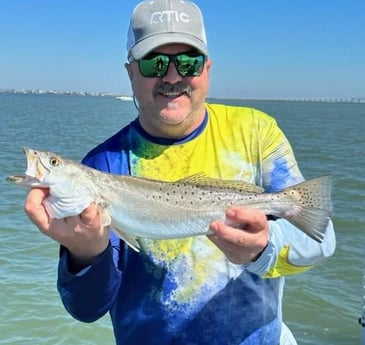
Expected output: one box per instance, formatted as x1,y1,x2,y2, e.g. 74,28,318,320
57,103,336,345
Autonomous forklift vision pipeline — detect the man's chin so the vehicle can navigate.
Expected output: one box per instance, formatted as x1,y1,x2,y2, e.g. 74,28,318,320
157,100,190,123
158,113,187,126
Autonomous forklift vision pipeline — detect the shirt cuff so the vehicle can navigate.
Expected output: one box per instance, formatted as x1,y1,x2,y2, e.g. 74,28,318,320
58,242,112,280
244,240,276,276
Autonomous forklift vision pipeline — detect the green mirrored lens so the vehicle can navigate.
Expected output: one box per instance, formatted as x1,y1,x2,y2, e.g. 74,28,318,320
175,54,205,76
138,54,169,77
138,53,205,78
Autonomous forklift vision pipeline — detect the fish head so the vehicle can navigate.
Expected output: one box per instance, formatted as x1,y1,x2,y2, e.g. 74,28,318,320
25,148,93,195
21,147,70,187
8,147,93,196
7,147,103,219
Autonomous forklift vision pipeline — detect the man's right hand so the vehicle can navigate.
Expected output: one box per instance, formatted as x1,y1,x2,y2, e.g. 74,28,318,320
24,188,110,270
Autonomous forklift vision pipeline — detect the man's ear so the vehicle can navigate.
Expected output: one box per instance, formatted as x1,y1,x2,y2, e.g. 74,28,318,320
125,63,133,81
205,59,212,76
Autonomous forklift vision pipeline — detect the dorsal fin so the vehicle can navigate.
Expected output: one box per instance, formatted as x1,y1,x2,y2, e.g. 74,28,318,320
177,173,264,193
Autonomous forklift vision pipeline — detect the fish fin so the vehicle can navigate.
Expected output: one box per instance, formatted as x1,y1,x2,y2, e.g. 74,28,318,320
282,175,332,242
285,207,330,242
93,205,140,251
111,226,140,252
99,208,112,227
89,199,139,252
177,174,264,193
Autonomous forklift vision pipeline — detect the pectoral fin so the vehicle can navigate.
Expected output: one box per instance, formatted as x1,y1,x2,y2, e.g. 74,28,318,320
111,226,140,252
99,208,112,227
97,203,140,251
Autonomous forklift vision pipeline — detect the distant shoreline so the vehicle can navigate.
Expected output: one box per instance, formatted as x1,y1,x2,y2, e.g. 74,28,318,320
0,88,122,98
0,89,364,103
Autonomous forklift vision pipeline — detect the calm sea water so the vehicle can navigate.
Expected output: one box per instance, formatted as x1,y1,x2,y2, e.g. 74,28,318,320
0,93,364,345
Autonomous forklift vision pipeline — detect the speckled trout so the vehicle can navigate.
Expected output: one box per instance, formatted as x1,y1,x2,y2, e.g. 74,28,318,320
7,147,332,250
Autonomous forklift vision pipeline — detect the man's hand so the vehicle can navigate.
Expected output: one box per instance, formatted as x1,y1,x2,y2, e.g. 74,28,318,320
208,208,269,264
24,188,110,269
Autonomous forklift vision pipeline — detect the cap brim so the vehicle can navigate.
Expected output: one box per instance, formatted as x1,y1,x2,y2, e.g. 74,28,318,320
129,33,208,60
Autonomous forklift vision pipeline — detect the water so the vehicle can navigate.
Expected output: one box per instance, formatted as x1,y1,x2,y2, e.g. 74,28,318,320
1,93,364,344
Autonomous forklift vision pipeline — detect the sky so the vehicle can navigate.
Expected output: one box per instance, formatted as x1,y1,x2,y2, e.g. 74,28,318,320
0,0,364,99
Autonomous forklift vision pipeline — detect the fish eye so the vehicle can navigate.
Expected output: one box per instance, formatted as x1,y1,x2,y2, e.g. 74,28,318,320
49,157,60,166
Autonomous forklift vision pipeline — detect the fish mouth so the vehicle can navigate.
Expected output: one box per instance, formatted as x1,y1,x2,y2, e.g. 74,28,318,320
6,174,44,188
23,147,50,182
6,147,50,188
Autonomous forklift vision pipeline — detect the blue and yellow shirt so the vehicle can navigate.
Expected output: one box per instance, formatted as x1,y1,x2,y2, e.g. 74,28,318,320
58,104,335,345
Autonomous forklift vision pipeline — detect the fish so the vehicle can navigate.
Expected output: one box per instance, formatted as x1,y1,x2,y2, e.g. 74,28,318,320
6,147,333,251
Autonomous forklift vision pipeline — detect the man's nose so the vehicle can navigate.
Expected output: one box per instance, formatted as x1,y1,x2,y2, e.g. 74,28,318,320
161,61,183,83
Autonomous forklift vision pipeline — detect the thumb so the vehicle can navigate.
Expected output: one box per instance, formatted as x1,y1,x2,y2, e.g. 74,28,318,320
24,188,50,231
80,203,101,227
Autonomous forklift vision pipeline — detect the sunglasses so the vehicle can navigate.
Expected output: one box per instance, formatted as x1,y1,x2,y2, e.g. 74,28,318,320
133,52,206,78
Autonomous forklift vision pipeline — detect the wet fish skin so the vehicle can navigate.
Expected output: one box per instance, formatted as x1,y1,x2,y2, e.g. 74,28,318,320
6,147,332,250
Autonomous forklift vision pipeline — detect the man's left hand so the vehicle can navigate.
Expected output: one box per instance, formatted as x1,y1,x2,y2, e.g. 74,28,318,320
208,208,269,264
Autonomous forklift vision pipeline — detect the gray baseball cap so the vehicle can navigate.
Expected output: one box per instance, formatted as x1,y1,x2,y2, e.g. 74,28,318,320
127,0,208,60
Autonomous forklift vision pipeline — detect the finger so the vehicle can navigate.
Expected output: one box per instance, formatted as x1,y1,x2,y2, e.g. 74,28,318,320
24,188,49,209
24,188,50,231
207,224,255,264
210,218,268,249
209,220,253,245
208,220,268,264
80,203,100,227
226,208,267,233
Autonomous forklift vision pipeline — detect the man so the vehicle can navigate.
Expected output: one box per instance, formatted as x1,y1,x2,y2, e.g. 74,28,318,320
25,0,336,344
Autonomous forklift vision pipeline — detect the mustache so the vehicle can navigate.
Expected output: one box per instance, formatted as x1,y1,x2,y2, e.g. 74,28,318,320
153,81,192,97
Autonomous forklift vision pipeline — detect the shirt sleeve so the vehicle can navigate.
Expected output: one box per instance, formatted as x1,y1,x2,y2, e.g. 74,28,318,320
248,109,303,190
245,110,336,277
245,219,336,278
57,232,122,322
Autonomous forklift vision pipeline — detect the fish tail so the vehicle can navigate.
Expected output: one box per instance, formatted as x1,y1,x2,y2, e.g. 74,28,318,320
281,175,332,242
